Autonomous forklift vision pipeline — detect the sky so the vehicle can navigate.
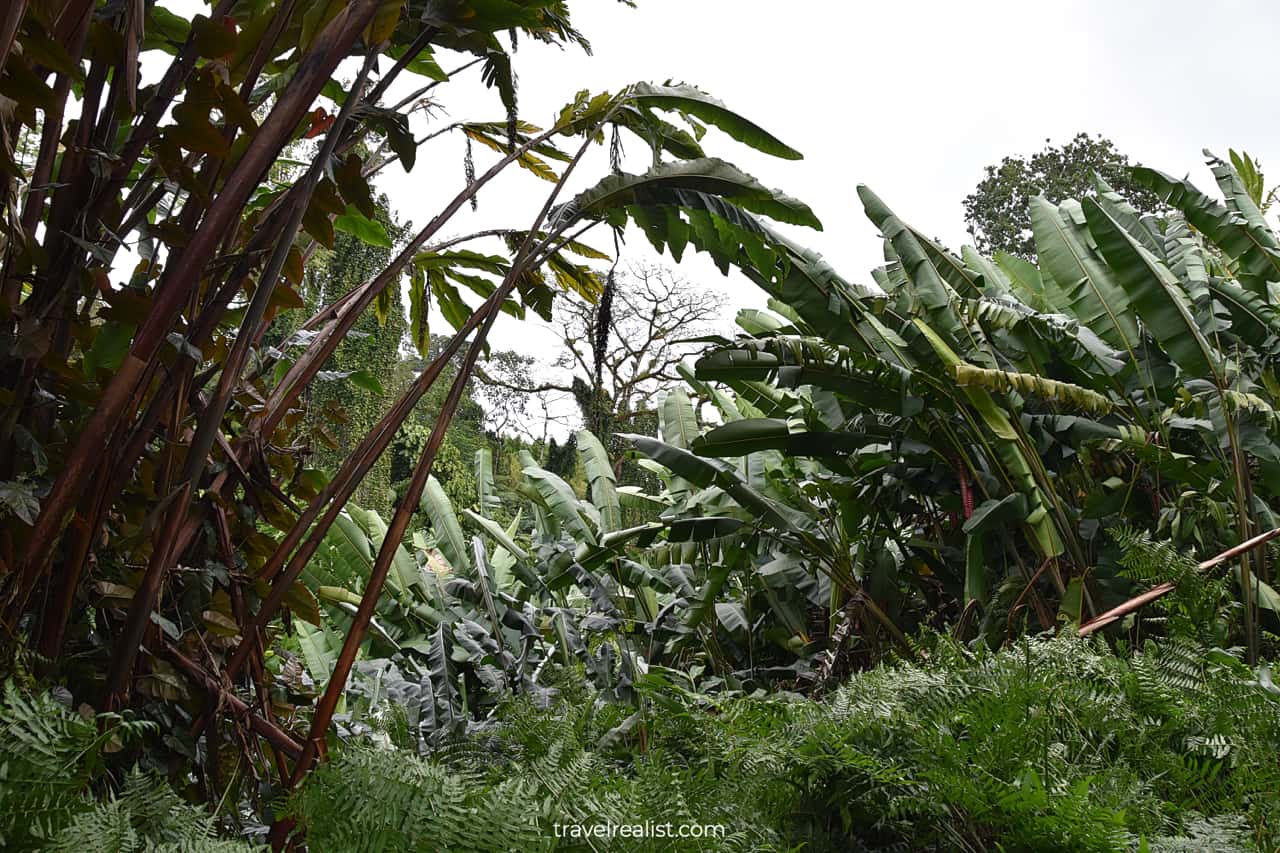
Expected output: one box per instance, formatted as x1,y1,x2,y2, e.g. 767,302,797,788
156,0,1280,431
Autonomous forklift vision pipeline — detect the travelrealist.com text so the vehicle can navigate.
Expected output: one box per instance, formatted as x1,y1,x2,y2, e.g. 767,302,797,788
552,822,727,840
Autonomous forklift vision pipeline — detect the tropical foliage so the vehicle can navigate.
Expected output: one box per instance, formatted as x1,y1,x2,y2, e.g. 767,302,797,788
279,634,1280,851
963,132,1165,257
3,1,1280,850
625,150,1280,672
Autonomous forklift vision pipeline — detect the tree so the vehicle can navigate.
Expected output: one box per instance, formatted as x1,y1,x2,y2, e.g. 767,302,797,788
477,264,727,437
963,132,1164,257
471,347,577,445
300,194,408,516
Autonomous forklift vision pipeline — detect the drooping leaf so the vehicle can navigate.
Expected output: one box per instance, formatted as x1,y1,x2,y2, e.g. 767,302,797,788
626,82,803,160
624,434,811,536
953,364,1114,416
564,158,821,230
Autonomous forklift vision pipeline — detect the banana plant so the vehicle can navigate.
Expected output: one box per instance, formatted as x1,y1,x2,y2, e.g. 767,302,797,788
297,436,683,738
626,151,1280,662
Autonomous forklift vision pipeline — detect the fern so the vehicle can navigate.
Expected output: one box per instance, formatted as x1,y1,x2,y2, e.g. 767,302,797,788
48,770,252,853
287,635,1280,852
1113,527,1233,645
0,680,108,848
0,682,259,851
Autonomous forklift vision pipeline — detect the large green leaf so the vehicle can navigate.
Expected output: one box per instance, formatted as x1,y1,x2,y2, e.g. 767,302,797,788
474,448,501,518
659,388,699,450
695,341,916,417
616,486,671,512
1209,153,1280,262
1029,195,1140,355
522,465,598,545
994,250,1064,315
1206,278,1280,342
624,434,811,536
462,508,529,563
334,206,392,248
960,246,1014,296
295,620,338,688
1082,198,1221,380
566,158,821,230
349,505,419,597
577,430,620,534
691,418,870,459
322,511,376,587
420,476,471,575
962,494,1028,536
1092,174,1164,257
1134,165,1280,294
857,185,964,342
626,82,803,160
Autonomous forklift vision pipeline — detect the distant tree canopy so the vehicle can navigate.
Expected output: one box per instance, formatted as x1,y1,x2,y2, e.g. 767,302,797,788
963,133,1164,258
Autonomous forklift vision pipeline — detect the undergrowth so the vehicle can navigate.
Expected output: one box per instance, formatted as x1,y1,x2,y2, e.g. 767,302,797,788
6,634,1278,851
0,680,257,851
288,634,1280,852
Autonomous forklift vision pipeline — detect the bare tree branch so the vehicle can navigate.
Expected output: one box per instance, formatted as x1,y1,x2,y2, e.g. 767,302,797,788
474,263,725,437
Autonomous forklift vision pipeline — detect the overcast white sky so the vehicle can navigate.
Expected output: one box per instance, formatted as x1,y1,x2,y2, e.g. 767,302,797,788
157,0,1280,430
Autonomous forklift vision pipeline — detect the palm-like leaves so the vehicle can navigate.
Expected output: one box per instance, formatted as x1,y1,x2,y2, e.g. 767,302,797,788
629,151,1280,660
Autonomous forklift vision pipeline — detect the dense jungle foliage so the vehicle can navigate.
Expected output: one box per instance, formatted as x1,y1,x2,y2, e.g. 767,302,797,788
2,0,1280,851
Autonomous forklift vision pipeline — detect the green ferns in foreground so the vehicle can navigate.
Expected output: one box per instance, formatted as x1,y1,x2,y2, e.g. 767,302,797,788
289,635,1280,852
7,635,1278,851
0,682,253,851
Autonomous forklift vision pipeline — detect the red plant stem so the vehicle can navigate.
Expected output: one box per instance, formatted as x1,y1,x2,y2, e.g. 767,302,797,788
160,645,302,761
222,294,499,680
291,287,508,786
182,50,377,493
957,460,974,520
102,481,193,708
237,0,298,103
13,0,381,613
1076,582,1177,638
16,15,89,240
0,1,27,72
105,58,375,692
52,0,95,45
1077,526,1280,637
290,129,600,785
35,467,111,661
217,509,292,783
